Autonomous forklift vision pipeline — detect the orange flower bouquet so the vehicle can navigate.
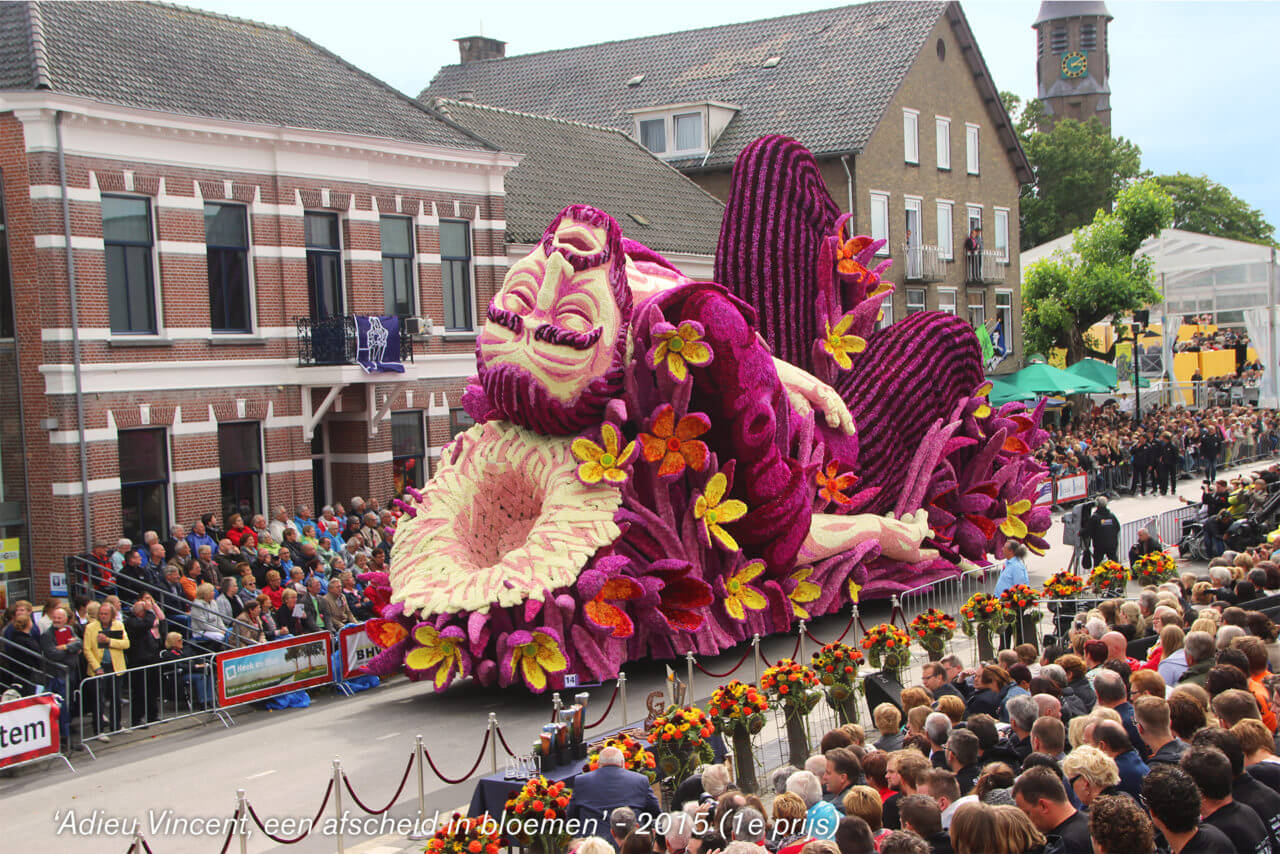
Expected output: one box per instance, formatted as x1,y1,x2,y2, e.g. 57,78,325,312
959,592,1009,637
709,680,769,793
909,609,957,661
1041,570,1085,599
810,642,865,725
1088,560,1128,595
1133,550,1178,584
861,623,912,675
998,584,1042,620
424,813,502,854
645,705,715,783
502,776,573,851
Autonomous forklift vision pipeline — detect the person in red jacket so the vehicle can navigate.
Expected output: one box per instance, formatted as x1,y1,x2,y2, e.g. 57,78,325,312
225,513,258,550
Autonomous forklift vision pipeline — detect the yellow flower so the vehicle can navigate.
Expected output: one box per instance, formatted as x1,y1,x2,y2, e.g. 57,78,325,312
723,560,768,621
789,567,822,619
647,320,714,383
972,381,993,419
820,313,867,370
404,625,464,690
508,630,568,692
1000,499,1033,538
572,423,637,485
693,472,749,552
847,579,862,603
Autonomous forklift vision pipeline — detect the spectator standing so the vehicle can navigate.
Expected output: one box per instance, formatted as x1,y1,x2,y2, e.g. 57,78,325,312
1084,497,1121,566
1,600,42,693
83,601,129,737
1181,746,1270,854
124,596,164,727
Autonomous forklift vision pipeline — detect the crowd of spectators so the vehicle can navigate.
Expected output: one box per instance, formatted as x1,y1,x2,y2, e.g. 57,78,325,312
0,495,400,740
1034,401,1279,497
1174,324,1249,354
560,562,1280,854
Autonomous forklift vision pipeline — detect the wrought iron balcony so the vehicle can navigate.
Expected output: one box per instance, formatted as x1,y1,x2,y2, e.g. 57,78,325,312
964,249,1007,285
900,243,947,282
296,315,415,367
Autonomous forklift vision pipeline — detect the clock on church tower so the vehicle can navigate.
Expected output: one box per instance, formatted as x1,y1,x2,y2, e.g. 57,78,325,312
1033,2,1113,131
1060,51,1087,79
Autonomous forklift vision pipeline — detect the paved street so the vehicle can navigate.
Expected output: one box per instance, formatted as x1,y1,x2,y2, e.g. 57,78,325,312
2,458,1268,854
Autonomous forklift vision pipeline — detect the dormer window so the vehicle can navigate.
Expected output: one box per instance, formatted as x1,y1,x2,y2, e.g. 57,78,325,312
630,102,739,159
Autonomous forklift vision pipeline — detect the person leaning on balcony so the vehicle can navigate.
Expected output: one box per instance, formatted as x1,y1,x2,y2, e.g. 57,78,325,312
964,225,982,280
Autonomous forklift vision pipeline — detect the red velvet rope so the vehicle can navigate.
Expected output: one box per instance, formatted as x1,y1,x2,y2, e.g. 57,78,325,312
341,752,415,815
422,729,490,784
692,643,753,678
759,634,803,668
246,779,333,844
495,724,518,757
583,682,620,730
805,611,857,647
218,807,238,854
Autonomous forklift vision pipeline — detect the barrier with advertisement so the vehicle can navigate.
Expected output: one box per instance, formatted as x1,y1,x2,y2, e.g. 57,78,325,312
1054,473,1089,504
1034,479,1055,508
338,621,378,680
214,632,332,707
0,694,61,770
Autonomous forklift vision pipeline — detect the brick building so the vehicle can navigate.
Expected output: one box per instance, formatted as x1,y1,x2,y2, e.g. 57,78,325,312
426,0,1033,369
0,2,722,599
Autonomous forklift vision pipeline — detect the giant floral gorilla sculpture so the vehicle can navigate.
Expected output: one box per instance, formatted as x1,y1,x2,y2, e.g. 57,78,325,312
361,137,1049,691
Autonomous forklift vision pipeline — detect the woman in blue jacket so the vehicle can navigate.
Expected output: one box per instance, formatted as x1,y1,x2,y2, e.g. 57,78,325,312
994,541,1029,595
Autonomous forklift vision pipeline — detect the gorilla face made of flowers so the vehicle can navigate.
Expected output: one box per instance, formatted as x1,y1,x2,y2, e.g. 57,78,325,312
473,205,632,435
371,136,1050,693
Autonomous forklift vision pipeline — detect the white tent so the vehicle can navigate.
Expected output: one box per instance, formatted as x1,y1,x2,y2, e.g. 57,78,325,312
1021,228,1279,407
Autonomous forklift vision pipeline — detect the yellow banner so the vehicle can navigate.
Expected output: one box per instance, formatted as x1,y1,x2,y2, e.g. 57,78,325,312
0,538,19,574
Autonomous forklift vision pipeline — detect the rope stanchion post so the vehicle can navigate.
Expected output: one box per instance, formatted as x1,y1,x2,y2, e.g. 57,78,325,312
752,635,762,684
333,758,346,854
236,789,248,854
408,735,429,840
132,831,143,854
798,620,807,665
488,713,498,773
686,651,695,698
619,671,628,723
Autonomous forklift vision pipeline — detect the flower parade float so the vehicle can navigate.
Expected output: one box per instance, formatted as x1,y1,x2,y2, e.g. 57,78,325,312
361,135,1050,692
810,642,864,726
761,659,822,767
708,681,769,792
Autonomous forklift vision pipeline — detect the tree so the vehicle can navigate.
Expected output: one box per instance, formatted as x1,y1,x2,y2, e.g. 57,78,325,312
1022,180,1174,364
1003,92,1145,250
1152,173,1276,246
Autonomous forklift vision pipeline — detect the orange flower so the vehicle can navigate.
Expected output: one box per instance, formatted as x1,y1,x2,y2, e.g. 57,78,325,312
815,460,858,506
639,405,711,478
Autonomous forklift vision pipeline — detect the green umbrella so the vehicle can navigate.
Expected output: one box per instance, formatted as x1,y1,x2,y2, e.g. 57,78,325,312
1064,358,1118,390
987,376,1037,406
1003,362,1112,397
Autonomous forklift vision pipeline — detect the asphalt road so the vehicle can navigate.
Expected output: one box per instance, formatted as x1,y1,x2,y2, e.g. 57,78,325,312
3,458,1266,854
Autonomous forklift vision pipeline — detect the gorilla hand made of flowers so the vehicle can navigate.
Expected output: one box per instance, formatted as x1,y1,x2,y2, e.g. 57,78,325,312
359,136,1050,692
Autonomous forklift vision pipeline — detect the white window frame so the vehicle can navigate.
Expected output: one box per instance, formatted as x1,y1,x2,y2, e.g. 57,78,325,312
995,289,1015,355
869,191,890,257
634,112,706,158
905,288,927,314
204,201,258,336
968,289,986,328
938,288,957,315
935,116,951,170
103,191,166,339
966,204,983,234
439,218,477,332
380,214,418,317
993,207,1010,263
903,108,919,165
936,200,954,260
965,123,980,175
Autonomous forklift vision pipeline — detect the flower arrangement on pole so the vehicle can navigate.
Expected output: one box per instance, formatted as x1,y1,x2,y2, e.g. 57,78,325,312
810,642,865,725
502,777,573,854
645,706,715,788
708,680,769,793
1041,570,1085,599
1088,560,1128,596
585,735,657,782
760,659,822,767
997,584,1042,646
423,813,502,854
861,623,912,680
959,592,1008,661
1132,551,1178,584
909,609,957,662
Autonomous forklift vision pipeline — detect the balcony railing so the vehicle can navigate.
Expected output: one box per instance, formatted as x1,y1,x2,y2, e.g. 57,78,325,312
900,243,947,282
296,315,415,367
965,249,1007,285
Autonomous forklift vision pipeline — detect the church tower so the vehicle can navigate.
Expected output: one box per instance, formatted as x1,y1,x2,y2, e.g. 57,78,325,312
1033,2,1113,131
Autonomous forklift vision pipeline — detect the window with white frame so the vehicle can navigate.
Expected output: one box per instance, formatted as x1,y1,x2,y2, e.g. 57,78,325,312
993,208,1010,263
967,205,983,235
935,117,950,170
381,215,415,316
103,194,157,334
870,191,890,256
118,427,169,546
995,290,1014,356
938,288,957,315
936,201,954,259
906,288,926,315
878,299,893,329
205,202,251,333
440,220,473,331
965,124,980,175
903,109,919,164
636,112,705,156
968,290,986,328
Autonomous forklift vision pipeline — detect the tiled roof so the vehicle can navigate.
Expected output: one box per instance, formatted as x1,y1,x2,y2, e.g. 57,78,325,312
431,99,724,256
424,1,949,170
0,1,488,150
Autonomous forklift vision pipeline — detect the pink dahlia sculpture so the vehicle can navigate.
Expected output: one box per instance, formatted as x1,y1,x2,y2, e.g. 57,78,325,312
362,136,1050,692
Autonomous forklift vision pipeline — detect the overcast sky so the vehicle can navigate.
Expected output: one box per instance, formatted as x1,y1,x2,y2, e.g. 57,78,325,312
190,0,1279,240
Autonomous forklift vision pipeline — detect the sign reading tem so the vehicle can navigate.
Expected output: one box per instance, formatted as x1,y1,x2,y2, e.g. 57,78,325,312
0,694,61,769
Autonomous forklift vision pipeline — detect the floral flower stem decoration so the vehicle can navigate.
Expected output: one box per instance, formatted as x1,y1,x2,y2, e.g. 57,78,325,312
1041,570,1085,599
708,681,769,793
571,423,637,486
909,609,957,662
503,777,572,854
761,659,822,767
810,642,865,725
693,472,748,552
1088,560,1129,596
861,623,912,678
645,705,715,786
647,320,713,382
959,592,1009,638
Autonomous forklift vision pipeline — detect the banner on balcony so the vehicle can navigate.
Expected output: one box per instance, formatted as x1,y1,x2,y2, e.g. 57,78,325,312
355,315,405,374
